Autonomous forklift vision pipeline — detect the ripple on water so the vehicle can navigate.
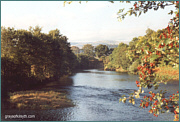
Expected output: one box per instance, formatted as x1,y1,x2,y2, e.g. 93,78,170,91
2,69,178,121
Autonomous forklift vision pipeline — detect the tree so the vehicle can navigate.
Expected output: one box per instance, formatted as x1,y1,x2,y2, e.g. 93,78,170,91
76,54,90,69
109,42,130,70
71,46,80,54
1,26,77,94
65,1,179,121
82,44,95,57
95,44,109,58
117,1,179,121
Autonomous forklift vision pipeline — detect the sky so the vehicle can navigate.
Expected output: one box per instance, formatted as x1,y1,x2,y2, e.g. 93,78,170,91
1,1,177,44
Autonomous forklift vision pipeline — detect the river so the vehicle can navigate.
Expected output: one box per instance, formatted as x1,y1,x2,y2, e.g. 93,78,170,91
1,69,179,121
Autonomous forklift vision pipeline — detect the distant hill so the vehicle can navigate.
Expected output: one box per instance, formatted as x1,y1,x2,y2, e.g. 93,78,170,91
70,40,125,49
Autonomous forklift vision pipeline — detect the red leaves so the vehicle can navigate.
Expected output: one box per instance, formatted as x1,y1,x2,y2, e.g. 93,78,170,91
143,76,146,80
176,13,179,17
163,33,167,38
167,25,170,34
149,96,152,101
148,51,152,54
134,3,138,10
148,69,151,74
142,71,145,75
144,64,147,67
158,43,165,48
153,100,158,106
145,102,149,107
156,51,161,56
150,63,154,67
162,98,166,102
174,110,178,114
153,112,158,117
158,44,161,48
136,80,139,84
153,103,157,105
152,93,155,98
149,110,153,113
169,42,173,48
137,66,142,70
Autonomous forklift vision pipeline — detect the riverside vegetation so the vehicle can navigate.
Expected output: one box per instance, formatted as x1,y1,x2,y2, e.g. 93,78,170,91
1,26,101,110
2,26,178,111
65,1,179,121
102,28,179,80
1,1,179,121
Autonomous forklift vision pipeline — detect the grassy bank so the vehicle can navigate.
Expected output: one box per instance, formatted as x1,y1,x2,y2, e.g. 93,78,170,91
154,66,179,81
8,90,74,110
104,62,179,81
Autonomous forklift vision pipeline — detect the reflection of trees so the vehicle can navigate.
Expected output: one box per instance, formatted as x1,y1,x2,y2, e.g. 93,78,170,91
43,77,74,90
59,77,74,86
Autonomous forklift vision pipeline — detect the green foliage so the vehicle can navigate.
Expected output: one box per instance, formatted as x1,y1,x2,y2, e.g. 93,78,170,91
95,44,109,58
1,26,77,93
108,43,131,70
128,59,140,74
76,54,90,69
117,1,179,23
118,1,179,120
64,1,179,120
75,54,100,69
82,44,95,57
71,46,80,54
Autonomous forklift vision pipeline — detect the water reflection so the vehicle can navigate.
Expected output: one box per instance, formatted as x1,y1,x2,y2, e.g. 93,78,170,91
70,69,139,89
2,69,178,121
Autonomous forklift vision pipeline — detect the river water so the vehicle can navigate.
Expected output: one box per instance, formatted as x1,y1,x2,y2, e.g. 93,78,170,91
2,69,179,121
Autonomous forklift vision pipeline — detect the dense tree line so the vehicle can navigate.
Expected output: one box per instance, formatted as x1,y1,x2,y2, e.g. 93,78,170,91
1,26,105,97
103,27,179,74
71,44,108,69
1,26,83,96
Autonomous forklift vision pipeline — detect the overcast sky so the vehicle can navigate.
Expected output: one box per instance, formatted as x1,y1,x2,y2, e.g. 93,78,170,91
1,1,176,43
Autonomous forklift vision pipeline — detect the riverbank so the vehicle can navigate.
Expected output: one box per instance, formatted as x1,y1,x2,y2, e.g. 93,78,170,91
2,76,75,110
2,69,178,121
104,65,179,81
104,65,127,72
154,66,179,81
7,90,74,110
